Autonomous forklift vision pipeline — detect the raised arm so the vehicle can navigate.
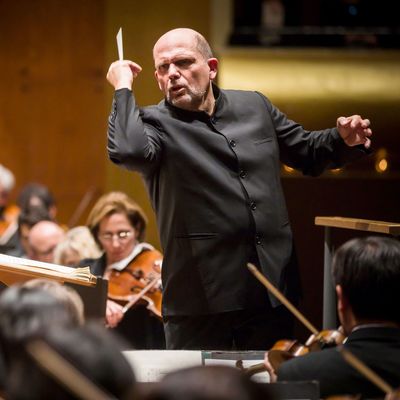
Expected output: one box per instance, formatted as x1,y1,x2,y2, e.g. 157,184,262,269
106,60,163,175
106,60,142,90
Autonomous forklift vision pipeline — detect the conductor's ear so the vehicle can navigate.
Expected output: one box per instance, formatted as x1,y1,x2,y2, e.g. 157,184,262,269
208,58,218,80
154,70,163,91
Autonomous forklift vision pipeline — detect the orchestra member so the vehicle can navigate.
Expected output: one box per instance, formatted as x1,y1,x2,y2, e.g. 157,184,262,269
265,236,400,398
84,191,165,349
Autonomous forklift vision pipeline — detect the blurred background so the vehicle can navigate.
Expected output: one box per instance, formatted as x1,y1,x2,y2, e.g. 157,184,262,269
1,0,399,339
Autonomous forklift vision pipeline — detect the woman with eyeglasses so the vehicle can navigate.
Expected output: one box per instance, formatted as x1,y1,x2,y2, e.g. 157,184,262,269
84,191,166,349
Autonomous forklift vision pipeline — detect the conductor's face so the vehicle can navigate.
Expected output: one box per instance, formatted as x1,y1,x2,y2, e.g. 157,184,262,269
153,30,217,112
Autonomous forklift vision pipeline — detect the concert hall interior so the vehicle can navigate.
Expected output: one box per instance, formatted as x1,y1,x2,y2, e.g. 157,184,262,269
0,0,399,398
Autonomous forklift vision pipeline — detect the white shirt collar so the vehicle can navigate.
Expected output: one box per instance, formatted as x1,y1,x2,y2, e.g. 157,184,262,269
107,242,154,271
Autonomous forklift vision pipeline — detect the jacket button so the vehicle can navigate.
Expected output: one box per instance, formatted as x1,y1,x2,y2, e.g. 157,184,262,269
255,234,262,245
250,202,257,211
229,140,236,148
239,170,246,178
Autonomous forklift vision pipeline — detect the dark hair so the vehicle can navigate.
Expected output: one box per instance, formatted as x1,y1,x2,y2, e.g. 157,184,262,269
7,323,136,400
332,236,400,323
17,205,52,234
17,183,55,212
0,284,82,389
143,365,267,400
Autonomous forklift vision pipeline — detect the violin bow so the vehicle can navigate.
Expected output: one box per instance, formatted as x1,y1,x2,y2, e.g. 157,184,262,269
247,263,319,336
27,340,115,400
339,346,393,394
121,275,160,314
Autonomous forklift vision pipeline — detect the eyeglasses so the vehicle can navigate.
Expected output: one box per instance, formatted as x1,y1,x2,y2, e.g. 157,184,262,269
98,230,134,243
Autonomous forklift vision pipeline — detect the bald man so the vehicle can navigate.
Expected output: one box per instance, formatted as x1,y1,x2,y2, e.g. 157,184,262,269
106,28,372,350
28,221,65,263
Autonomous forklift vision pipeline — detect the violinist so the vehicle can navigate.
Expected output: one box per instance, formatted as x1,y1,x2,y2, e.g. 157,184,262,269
265,236,400,398
84,191,165,349
0,164,19,254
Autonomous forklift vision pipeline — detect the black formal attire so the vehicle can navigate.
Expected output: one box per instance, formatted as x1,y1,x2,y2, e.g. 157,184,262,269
107,85,367,349
81,244,166,350
277,326,400,398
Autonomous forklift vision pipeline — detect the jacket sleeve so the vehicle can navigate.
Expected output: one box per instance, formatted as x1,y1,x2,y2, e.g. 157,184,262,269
107,88,163,176
256,92,370,176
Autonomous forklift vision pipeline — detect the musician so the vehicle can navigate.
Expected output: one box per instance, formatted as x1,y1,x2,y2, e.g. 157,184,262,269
265,236,400,398
53,226,101,267
27,220,65,263
11,205,52,257
83,191,165,349
0,164,19,255
106,27,372,350
17,183,57,221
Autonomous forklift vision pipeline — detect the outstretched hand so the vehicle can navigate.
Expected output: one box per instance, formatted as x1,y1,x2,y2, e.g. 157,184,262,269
106,60,142,90
337,115,372,149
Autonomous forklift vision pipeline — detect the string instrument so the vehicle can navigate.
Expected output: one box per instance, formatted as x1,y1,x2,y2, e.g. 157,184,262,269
107,249,163,319
242,263,345,376
0,204,20,244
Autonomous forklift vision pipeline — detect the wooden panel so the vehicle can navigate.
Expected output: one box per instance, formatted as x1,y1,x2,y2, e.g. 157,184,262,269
0,0,107,225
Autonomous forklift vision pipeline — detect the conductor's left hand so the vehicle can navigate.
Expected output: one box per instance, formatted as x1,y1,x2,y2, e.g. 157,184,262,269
337,115,372,149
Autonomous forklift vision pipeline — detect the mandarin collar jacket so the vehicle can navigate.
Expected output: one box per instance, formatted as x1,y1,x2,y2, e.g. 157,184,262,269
108,85,367,316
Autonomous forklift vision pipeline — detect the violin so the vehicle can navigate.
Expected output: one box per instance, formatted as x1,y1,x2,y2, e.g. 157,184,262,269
0,204,20,243
242,329,345,377
241,264,346,377
107,249,163,319
267,329,345,371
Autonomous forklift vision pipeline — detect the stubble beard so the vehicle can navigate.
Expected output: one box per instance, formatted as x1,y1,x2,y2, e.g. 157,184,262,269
167,85,207,111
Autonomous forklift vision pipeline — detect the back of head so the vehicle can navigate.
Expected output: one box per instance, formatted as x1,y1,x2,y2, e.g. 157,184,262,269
332,236,400,323
0,285,80,363
23,279,84,325
7,322,136,400
144,365,266,400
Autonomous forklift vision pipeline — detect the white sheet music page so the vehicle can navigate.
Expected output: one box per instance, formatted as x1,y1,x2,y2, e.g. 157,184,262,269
116,27,123,60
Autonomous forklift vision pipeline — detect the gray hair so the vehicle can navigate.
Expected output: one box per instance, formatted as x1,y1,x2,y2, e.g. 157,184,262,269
0,164,15,191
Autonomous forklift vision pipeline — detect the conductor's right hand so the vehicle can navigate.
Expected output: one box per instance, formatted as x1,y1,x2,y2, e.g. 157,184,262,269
106,60,142,90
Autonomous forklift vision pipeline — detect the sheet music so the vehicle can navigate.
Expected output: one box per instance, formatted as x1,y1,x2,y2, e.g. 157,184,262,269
116,27,123,60
123,350,202,382
0,253,91,279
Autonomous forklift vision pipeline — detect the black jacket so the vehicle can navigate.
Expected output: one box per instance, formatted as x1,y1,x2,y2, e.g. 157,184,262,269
108,85,366,316
277,326,400,398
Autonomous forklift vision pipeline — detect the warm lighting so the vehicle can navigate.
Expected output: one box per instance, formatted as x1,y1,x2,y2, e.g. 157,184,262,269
375,148,389,173
282,164,294,173
331,168,343,174
376,158,388,173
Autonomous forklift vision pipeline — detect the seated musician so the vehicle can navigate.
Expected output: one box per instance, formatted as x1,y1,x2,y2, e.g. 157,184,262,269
53,226,102,267
0,164,20,255
83,191,165,349
265,236,400,398
27,220,65,263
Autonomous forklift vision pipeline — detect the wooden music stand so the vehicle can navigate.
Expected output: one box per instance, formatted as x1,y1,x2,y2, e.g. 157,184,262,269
315,216,400,329
0,254,108,320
